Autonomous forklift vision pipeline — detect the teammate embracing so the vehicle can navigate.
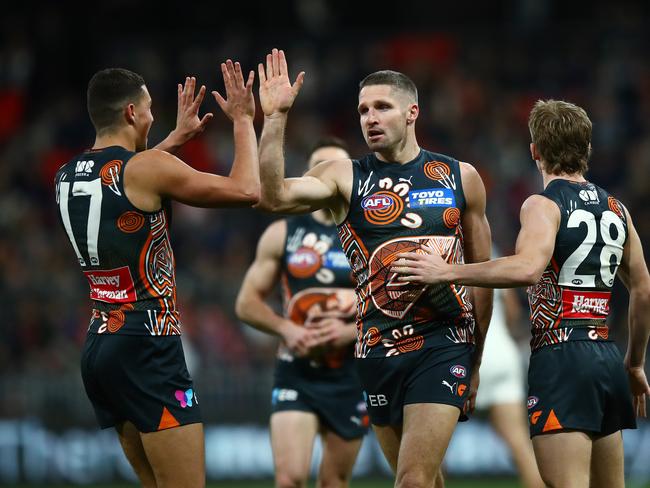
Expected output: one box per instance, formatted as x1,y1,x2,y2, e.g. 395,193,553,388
392,99,650,488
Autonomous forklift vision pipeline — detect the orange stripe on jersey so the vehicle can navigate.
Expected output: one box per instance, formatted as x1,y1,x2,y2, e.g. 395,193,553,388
346,222,370,258
542,409,563,432
138,233,158,298
158,407,180,430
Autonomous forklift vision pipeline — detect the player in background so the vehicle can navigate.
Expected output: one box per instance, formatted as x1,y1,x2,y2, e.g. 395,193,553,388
472,286,544,488
392,99,650,488
254,48,492,488
54,61,258,487
236,139,368,488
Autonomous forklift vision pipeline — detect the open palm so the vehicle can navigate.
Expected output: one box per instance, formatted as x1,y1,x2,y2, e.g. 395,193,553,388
258,48,304,117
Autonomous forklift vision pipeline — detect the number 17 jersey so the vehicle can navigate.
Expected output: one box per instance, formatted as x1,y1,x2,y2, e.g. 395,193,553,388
55,146,180,336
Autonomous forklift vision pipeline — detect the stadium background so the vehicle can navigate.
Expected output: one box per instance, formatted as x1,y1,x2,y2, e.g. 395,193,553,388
1,0,650,486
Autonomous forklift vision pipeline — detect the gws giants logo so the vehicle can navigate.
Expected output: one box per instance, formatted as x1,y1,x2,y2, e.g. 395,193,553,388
450,364,467,378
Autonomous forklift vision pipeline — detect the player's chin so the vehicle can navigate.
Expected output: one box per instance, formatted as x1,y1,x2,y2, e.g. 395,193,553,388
365,138,391,152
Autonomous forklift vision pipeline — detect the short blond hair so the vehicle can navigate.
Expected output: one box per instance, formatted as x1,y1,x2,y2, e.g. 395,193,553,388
528,100,592,175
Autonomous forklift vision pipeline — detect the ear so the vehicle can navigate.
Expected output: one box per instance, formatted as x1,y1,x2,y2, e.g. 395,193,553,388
124,103,137,126
530,142,539,161
406,103,419,125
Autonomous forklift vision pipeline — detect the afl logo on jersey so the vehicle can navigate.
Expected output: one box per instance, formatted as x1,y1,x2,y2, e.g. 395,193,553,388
527,396,539,409
287,247,322,278
362,191,404,225
449,365,467,378
362,194,394,210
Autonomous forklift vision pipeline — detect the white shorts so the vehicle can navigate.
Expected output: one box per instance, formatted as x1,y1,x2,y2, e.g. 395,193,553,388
474,331,525,410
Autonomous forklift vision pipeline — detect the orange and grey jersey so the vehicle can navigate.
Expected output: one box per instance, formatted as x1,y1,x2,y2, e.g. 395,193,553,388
339,149,475,359
55,146,180,336
279,214,357,376
528,179,628,351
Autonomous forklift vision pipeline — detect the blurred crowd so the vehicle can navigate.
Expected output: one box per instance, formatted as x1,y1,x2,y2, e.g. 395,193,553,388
1,1,650,423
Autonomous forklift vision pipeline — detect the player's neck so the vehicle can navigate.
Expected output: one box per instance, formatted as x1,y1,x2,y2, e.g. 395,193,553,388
375,135,420,164
542,171,587,188
93,129,137,152
312,209,334,226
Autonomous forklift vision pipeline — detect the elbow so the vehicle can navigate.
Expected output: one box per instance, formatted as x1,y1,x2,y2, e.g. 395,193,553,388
241,188,260,206
235,293,250,322
521,266,544,286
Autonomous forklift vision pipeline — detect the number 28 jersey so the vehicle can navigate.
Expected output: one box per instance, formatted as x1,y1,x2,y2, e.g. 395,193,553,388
55,146,180,336
338,149,475,359
528,179,628,351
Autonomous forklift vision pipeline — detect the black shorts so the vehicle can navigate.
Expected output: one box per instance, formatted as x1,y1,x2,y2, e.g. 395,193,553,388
272,362,369,440
355,344,474,426
81,333,202,433
527,341,636,438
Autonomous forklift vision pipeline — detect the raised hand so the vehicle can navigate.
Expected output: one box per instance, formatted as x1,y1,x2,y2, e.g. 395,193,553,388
258,48,305,117
174,76,213,141
213,59,255,121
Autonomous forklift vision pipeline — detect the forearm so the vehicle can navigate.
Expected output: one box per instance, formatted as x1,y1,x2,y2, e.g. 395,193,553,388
447,255,542,288
625,293,650,368
235,292,292,339
258,114,289,210
228,117,260,201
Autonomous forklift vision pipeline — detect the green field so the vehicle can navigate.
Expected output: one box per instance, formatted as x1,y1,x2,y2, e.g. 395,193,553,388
12,479,650,488
12,481,522,488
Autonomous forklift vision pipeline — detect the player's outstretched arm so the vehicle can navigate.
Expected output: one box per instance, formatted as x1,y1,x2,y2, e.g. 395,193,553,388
125,60,259,209
393,193,559,288
617,208,650,417
235,220,316,357
256,48,348,214
155,76,214,154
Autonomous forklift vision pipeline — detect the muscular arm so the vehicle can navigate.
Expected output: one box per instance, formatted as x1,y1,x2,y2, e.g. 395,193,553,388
446,194,560,287
235,220,314,355
254,48,350,218
256,114,350,215
125,61,259,211
617,207,650,416
458,164,493,373
617,209,650,369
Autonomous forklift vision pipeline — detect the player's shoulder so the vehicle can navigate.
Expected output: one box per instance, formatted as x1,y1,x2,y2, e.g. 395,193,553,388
521,193,561,219
262,218,288,240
